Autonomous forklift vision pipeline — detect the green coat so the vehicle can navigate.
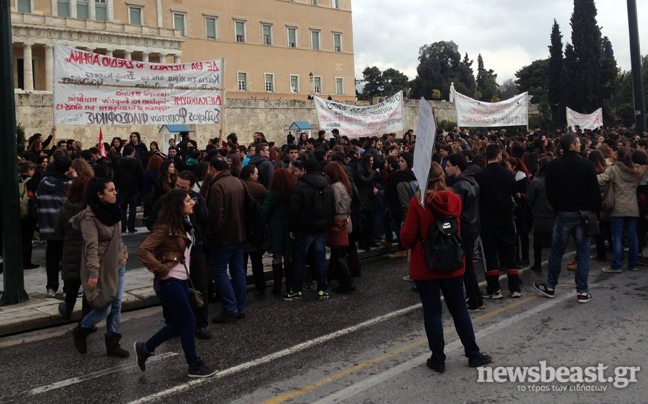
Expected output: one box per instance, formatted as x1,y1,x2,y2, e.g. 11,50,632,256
261,188,293,254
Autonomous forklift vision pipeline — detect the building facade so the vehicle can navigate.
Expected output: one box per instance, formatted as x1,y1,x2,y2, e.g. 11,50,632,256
11,0,355,100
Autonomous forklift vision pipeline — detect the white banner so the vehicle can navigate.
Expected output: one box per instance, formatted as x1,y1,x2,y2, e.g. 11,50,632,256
314,91,404,137
53,45,224,125
413,98,437,202
455,92,528,127
566,107,603,130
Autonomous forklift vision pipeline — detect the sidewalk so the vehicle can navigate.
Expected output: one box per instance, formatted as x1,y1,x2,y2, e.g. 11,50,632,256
0,244,395,337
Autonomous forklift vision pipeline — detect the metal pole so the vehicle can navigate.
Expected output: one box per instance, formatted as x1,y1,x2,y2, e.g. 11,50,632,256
627,0,646,134
0,0,28,304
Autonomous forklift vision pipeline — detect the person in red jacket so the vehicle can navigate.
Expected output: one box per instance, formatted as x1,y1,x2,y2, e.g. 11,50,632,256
401,162,492,373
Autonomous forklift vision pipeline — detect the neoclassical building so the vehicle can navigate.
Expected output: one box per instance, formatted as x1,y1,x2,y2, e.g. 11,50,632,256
11,0,355,100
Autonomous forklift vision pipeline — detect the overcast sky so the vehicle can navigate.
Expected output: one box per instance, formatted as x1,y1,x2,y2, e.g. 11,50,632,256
352,0,648,88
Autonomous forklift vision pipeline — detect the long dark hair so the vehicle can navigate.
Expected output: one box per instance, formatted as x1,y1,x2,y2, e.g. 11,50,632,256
324,162,352,196
159,160,178,193
269,168,296,202
83,177,113,209
156,188,190,234
360,153,373,172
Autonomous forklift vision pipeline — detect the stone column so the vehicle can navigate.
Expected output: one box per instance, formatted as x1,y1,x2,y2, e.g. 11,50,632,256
142,52,149,62
124,50,132,60
158,53,167,63
23,43,34,91
45,44,54,92
70,0,77,18
173,54,181,64
89,0,96,19
105,48,114,57
108,0,114,21
156,0,163,27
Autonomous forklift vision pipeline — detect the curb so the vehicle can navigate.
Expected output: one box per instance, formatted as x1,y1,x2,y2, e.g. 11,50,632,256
0,245,397,337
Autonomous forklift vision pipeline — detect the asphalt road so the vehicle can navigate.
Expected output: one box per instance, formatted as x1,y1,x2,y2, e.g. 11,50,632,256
5,247,648,403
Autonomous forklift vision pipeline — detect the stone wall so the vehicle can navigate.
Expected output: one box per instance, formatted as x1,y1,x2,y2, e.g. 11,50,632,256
15,91,533,148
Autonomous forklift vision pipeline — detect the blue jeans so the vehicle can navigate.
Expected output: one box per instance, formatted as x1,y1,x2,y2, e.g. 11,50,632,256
210,242,246,314
611,217,638,270
414,277,482,367
80,264,125,336
147,278,198,365
119,191,139,233
546,211,591,293
292,231,328,293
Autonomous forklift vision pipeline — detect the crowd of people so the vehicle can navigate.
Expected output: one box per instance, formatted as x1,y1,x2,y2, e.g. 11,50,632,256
13,121,648,375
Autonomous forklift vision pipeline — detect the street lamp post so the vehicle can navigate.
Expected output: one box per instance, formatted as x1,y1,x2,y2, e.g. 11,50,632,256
0,0,29,305
627,0,646,134
309,72,314,98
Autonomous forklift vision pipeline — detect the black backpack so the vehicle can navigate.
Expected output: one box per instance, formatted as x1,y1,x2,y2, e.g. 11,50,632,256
242,183,267,248
310,184,334,232
422,205,464,272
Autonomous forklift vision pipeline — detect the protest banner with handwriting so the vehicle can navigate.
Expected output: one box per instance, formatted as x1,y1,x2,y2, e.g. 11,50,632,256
314,92,404,137
566,107,603,130
455,92,528,127
53,45,223,126
413,98,437,202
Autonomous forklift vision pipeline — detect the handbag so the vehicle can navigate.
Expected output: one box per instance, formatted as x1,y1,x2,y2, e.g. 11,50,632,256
580,211,601,236
175,238,205,308
601,172,615,213
327,218,349,249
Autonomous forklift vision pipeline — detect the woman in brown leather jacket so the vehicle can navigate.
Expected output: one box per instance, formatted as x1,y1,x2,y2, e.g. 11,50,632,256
134,189,217,378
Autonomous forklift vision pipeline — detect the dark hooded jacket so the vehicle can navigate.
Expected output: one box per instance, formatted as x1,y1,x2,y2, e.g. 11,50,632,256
114,156,144,195
385,169,416,218
545,150,601,213
54,201,84,281
248,154,275,189
401,190,465,279
288,171,335,234
451,170,480,237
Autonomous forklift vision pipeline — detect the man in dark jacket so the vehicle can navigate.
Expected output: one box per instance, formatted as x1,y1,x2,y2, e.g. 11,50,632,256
247,142,275,189
114,145,144,234
205,158,247,323
36,152,73,297
384,152,416,258
448,153,483,311
474,144,522,299
90,147,112,179
534,134,601,304
283,160,335,301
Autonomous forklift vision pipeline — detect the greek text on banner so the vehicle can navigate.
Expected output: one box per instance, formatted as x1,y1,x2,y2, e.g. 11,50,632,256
566,107,603,130
53,45,224,126
455,91,528,128
314,92,404,137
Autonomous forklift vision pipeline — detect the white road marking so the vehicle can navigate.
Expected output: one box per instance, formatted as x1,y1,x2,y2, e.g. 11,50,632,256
312,291,575,404
28,352,178,395
127,304,424,404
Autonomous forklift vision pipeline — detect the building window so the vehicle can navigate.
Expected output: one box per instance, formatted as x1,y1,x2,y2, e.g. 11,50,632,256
235,21,246,43
335,78,343,95
77,0,89,19
287,28,297,48
290,75,299,93
311,30,320,51
173,13,186,36
17,0,31,13
129,6,142,25
262,25,272,45
311,0,318,5
57,0,70,17
333,33,342,52
205,17,217,39
265,74,274,92
238,72,247,91
332,0,339,8
314,76,322,94
95,0,107,21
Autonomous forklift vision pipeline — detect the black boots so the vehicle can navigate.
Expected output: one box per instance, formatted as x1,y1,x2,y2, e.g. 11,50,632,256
73,326,93,354
105,333,130,357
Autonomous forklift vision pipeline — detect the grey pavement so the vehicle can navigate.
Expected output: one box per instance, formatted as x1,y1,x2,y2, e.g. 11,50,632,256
0,227,396,336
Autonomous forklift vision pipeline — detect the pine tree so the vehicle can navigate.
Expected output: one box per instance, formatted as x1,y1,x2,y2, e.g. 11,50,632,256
548,20,565,125
562,44,579,119
570,0,602,113
476,54,498,101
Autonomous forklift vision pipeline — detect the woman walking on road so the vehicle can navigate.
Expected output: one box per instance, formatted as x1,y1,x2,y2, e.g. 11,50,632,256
135,189,217,378
72,178,129,357
400,162,492,373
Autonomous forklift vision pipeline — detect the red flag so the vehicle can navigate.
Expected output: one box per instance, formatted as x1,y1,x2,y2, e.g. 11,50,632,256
98,128,107,157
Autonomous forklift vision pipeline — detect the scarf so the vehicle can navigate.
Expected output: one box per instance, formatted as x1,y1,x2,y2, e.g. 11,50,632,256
88,198,122,226
186,158,198,167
